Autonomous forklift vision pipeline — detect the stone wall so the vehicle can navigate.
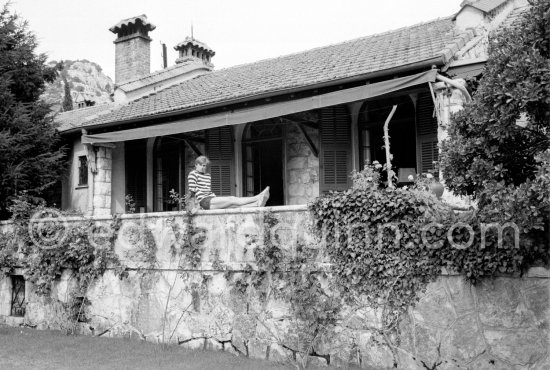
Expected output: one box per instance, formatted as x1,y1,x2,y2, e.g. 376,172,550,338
285,124,320,205
0,208,548,369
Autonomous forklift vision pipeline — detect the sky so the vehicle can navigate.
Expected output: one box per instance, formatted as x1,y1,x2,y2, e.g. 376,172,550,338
10,0,463,81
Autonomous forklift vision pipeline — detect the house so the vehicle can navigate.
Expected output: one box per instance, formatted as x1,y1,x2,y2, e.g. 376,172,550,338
71,91,97,109
55,0,529,216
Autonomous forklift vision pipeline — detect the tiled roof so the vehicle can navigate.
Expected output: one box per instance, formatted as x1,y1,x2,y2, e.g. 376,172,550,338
497,4,529,30
460,0,508,13
81,16,469,129
109,14,155,33
56,104,115,132
117,61,212,93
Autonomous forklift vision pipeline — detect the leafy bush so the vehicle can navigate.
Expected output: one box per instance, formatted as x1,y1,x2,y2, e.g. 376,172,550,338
440,0,549,260
441,0,549,196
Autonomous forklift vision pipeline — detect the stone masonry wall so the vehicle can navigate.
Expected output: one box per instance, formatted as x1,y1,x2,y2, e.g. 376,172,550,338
92,146,112,216
0,208,548,369
285,124,320,205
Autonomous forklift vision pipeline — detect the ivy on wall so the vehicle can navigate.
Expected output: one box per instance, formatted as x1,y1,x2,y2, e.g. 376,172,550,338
0,194,127,296
309,164,548,326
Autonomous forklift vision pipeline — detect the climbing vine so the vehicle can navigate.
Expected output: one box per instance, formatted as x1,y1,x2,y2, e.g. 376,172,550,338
308,160,547,344
225,211,341,367
0,194,127,296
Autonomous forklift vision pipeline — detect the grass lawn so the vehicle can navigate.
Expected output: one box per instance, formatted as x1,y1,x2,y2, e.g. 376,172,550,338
0,326,294,370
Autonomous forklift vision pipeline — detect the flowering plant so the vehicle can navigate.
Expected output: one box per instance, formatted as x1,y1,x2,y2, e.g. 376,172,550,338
351,161,383,190
409,172,434,191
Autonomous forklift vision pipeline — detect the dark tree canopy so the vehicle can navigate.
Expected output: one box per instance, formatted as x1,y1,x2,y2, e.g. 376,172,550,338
441,0,549,197
0,3,66,218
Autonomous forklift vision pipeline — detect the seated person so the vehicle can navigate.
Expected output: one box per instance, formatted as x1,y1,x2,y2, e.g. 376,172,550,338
187,155,270,210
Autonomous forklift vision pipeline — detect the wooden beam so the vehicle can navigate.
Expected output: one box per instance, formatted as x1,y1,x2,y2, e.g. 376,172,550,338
297,122,319,158
280,117,319,158
183,138,202,156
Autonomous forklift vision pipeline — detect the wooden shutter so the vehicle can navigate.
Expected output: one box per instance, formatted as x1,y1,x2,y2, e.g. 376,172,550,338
206,126,235,196
125,139,147,212
320,105,352,193
416,93,439,176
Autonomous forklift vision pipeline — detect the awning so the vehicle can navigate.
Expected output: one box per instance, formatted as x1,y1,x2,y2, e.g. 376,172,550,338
82,69,437,144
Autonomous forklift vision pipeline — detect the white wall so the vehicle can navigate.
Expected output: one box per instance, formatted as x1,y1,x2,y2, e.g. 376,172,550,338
62,138,89,213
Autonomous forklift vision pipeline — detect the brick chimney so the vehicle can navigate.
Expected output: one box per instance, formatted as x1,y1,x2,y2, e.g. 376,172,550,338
110,15,156,85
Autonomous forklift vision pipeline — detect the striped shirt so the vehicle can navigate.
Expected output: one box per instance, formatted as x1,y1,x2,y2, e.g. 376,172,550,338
188,170,215,202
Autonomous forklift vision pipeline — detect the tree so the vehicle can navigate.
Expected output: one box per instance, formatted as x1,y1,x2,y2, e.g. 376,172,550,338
61,73,73,112
441,0,550,261
441,0,549,197
0,3,66,218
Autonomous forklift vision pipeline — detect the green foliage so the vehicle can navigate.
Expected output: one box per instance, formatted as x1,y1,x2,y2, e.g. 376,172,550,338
0,194,127,295
350,160,382,190
441,0,549,196
226,211,341,361
125,194,136,214
441,0,549,258
0,4,66,218
61,74,73,112
168,213,206,269
309,181,547,330
310,188,446,327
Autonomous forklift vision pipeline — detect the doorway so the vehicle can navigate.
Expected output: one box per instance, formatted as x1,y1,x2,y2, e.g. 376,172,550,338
243,120,285,206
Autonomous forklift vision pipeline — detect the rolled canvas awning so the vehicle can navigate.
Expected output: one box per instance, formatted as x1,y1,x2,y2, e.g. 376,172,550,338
82,69,437,144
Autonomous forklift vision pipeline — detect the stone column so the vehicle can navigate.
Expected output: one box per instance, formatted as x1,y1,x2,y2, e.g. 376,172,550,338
432,79,472,206
432,79,469,143
92,146,113,216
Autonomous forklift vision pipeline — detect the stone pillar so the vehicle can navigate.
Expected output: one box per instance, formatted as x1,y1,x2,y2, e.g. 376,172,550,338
92,146,113,216
432,79,469,143
432,79,473,206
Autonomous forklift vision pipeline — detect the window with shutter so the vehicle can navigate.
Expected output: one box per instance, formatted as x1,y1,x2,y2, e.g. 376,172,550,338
125,139,147,212
320,105,352,193
206,126,235,196
416,92,439,176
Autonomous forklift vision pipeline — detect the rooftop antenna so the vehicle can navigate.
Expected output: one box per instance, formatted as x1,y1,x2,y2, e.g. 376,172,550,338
191,24,194,40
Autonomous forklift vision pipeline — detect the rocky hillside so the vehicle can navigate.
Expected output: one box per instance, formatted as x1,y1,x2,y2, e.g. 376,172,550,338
42,60,114,113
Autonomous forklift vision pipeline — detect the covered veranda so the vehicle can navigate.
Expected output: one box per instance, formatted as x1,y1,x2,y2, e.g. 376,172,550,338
80,70,449,214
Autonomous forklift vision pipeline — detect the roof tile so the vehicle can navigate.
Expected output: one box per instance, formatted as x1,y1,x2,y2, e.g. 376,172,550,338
56,104,115,132
77,17,473,130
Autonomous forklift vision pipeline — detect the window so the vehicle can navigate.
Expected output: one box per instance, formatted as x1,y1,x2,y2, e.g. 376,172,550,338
10,275,25,317
78,155,88,186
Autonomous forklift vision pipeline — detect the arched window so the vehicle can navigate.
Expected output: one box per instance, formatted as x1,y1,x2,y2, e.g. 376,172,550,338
242,119,284,206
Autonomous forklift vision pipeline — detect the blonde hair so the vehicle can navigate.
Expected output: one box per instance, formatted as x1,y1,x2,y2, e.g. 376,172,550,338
195,155,210,165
